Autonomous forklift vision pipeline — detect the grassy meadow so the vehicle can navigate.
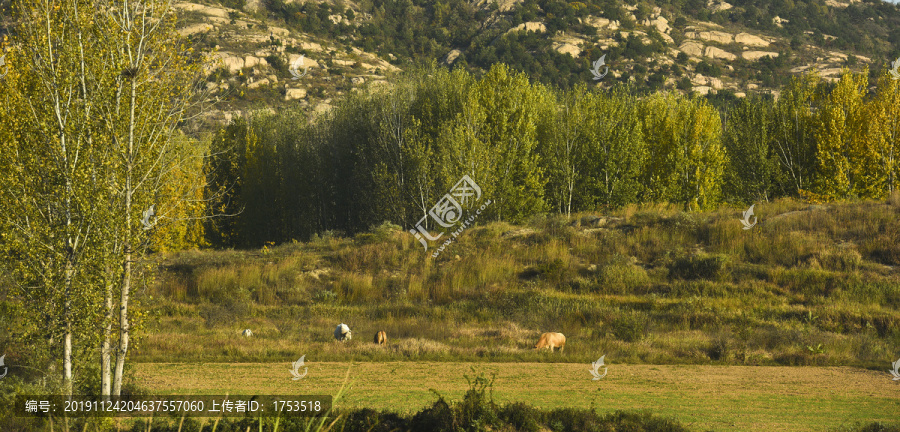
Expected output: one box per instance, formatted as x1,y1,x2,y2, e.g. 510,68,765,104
140,198,900,371
96,197,900,431
129,361,897,432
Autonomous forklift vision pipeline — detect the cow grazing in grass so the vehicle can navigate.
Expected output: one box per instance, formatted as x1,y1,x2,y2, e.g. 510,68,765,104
374,330,387,345
242,329,253,337
535,332,565,352
334,323,352,342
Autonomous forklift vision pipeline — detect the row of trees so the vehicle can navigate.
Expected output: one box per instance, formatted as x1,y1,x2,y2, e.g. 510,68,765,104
725,69,900,202
0,0,207,398
205,63,900,248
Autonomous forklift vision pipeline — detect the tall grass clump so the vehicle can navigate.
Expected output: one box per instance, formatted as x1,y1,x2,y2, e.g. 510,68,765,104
596,256,651,294
667,253,730,281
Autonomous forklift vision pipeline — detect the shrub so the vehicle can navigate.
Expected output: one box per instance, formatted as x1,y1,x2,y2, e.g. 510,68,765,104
597,259,650,294
521,258,568,283
220,0,246,9
707,332,730,361
499,402,543,432
409,395,456,432
668,253,730,280
696,60,722,77
610,311,651,342
456,372,501,430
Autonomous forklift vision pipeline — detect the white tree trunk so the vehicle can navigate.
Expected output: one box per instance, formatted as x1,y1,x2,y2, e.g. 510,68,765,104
101,279,113,399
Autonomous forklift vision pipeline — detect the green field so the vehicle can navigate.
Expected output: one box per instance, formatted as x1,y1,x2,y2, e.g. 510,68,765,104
132,361,900,431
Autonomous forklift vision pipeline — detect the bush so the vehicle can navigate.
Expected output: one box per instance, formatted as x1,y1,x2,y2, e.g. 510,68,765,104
598,259,650,294
668,254,730,280
521,258,568,283
696,60,722,77
220,0,246,9
409,396,456,432
499,402,543,432
455,372,501,430
544,409,690,432
707,332,730,361
610,311,651,342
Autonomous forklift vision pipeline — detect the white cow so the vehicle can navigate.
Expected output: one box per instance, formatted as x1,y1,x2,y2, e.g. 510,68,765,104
334,323,352,342
242,329,253,337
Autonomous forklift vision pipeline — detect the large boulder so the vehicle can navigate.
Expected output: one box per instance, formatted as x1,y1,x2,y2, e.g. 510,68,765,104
284,87,307,100
217,54,244,73
248,78,270,89
643,16,670,34
444,49,462,65
553,42,581,57
742,51,779,61
704,46,736,61
686,31,733,44
508,22,546,34
287,54,320,70
679,41,704,57
588,17,619,30
734,32,770,47
244,56,268,68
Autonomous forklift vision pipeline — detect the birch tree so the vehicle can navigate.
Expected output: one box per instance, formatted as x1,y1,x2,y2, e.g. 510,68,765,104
543,83,590,218
91,0,207,396
0,0,112,396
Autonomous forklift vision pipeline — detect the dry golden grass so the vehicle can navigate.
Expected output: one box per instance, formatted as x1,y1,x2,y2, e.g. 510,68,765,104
139,198,900,369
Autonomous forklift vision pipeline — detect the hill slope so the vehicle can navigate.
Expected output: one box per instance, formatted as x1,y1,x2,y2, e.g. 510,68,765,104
172,0,900,132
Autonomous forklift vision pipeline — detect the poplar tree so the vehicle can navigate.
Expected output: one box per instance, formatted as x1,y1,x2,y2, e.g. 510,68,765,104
814,68,868,200
771,72,821,197
581,86,645,209
440,64,548,222
863,70,900,197
723,96,777,203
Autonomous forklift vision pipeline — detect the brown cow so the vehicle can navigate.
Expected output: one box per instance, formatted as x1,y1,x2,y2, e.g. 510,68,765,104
374,330,387,345
534,332,566,352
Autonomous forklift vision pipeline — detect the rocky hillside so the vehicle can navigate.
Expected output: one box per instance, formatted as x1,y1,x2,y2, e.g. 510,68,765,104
176,0,900,133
